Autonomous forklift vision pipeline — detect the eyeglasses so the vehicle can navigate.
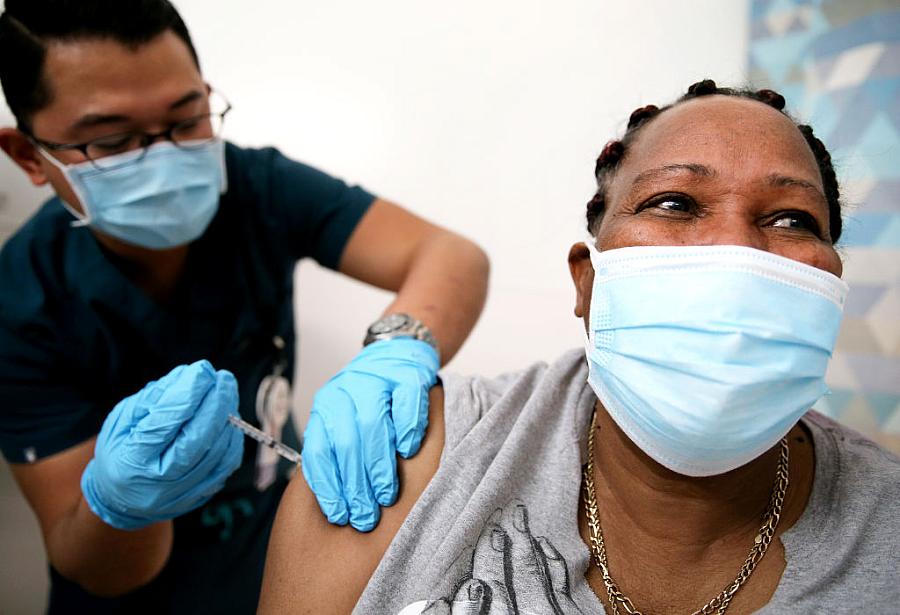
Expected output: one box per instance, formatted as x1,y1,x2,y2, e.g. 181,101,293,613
29,90,232,170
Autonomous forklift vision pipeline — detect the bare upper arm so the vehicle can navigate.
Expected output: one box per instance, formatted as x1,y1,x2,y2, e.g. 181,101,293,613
337,198,446,290
9,437,95,540
259,386,445,614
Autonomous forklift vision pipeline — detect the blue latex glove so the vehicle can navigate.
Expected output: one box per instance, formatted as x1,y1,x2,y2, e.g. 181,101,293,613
302,338,439,532
81,360,244,530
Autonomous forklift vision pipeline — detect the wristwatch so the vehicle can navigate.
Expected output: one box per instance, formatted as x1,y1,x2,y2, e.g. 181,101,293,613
363,313,438,351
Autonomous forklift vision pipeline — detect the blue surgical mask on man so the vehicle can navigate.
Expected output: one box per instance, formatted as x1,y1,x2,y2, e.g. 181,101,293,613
583,242,849,477
40,139,227,250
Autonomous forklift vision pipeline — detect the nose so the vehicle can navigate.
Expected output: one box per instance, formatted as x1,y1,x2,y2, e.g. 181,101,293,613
693,210,768,251
138,127,177,149
145,131,173,146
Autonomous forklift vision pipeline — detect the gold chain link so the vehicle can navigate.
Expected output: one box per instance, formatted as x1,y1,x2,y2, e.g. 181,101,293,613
581,408,790,615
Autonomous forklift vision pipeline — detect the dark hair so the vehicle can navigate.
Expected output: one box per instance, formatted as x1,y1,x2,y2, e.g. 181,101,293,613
0,0,200,130
586,79,842,243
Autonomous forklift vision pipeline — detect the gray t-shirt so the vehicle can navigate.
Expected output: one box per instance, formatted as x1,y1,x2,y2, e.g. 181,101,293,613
356,350,900,614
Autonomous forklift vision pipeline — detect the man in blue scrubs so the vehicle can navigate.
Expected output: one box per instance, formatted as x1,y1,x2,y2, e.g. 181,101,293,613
0,1,489,612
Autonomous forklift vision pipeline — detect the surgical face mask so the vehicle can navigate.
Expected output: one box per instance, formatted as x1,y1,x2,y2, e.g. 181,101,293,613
583,243,848,477
41,139,227,250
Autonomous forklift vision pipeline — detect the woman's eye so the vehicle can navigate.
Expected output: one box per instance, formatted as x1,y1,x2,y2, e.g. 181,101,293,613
641,195,693,213
771,212,821,235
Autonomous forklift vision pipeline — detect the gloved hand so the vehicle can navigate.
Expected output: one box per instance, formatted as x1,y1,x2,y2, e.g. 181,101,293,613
302,338,440,532
81,360,244,530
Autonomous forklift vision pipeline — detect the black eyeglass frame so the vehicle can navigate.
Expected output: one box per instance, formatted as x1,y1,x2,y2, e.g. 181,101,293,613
26,93,232,170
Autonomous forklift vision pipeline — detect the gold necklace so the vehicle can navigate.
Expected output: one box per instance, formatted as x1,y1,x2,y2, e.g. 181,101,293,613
581,408,790,615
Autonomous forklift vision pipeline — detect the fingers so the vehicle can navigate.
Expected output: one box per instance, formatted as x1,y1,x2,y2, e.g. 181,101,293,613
471,509,508,583
392,382,430,458
163,420,243,514
180,372,244,482
304,381,382,531
136,371,243,514
354,382,398,507
352,338,438,459
537,537,574,601
468,503,569,614
504,502,558,608
129,360,217,462
301,412,349,526
450,579,492,614
163,369,239,473
327,390,380,532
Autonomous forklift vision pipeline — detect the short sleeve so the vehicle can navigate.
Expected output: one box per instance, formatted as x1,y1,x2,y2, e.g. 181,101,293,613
0,224,102,463
225,144,376,270
0,334,101,463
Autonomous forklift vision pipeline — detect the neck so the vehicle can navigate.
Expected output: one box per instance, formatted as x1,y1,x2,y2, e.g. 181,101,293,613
591,402,805,549
94,231,189,303
582,401,816,614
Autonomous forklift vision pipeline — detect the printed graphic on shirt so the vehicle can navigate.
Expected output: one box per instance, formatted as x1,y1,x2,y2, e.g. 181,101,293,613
402,501,586,614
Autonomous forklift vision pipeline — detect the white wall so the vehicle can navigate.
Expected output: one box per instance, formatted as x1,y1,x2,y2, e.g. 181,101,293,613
0,0,750,428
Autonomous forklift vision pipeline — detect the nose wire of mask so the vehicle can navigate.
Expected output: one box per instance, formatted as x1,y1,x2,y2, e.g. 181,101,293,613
582,242,849,477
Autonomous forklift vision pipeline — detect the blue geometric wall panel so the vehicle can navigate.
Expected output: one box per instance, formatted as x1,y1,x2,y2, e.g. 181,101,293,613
751,0,900,453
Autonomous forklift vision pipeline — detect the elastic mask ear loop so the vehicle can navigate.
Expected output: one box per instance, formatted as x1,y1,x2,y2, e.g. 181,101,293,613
583,238,606,280
581,237,602,351
214,138,229,194
34,145,93,228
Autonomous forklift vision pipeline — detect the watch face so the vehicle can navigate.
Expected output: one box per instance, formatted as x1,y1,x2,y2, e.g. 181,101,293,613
370,313,410,334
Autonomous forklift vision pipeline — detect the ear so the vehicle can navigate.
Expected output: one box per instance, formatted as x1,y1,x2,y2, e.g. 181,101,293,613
568,242,593,319
0,128,51,186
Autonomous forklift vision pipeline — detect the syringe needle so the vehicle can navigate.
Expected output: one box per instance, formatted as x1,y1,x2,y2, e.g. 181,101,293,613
227,415,302,465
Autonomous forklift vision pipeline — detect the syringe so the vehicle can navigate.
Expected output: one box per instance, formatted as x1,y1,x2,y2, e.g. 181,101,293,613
227,415,302,465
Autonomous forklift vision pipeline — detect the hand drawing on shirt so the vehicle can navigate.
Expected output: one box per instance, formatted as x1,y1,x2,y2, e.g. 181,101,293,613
423,502,585,615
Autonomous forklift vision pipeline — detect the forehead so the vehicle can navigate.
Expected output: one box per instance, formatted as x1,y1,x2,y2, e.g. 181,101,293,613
32,31,203,133
611,95,822,192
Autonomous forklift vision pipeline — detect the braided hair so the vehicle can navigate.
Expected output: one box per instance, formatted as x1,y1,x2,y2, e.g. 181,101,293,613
586,79,842,243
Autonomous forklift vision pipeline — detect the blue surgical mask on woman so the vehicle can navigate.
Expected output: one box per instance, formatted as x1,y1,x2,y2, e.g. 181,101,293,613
583,242,849,477
41,139,227,250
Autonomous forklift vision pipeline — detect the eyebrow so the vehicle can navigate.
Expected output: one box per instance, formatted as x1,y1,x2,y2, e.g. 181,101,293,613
629,165,827,203
629,163,716,190
766,173,826,201
70,89,206,131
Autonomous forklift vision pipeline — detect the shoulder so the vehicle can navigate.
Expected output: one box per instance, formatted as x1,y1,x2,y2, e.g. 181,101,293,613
222,141,369,205
805,410,900,492
779,412,900,606
803,411,900,552
0,198,74,326
441,348,589,451
259,386,446,614
220,142,375,267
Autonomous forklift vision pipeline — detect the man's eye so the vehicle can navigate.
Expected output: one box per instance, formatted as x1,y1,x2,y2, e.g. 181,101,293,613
91,135,131,149
178,118,202,131
88,134,140,158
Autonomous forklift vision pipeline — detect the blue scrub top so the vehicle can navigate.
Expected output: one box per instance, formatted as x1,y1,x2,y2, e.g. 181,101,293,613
0,142,375,613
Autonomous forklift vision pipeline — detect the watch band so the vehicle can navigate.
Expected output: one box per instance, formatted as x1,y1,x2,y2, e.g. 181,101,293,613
363,313,438,351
